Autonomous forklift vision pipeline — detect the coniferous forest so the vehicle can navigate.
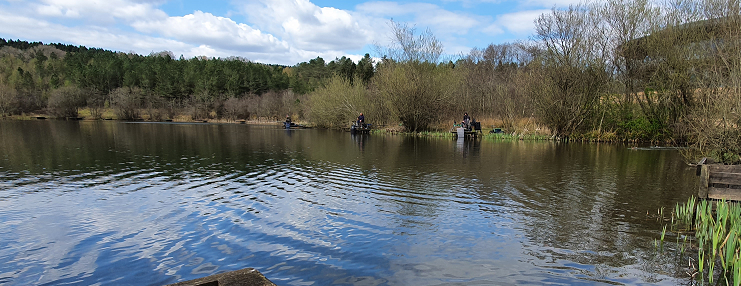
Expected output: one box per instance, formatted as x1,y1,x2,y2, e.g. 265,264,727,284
0,38,373,122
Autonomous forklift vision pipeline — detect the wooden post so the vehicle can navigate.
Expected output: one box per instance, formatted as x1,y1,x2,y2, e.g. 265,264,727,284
699,164,709,198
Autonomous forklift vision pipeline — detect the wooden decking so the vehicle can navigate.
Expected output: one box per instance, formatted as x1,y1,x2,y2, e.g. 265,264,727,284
698,164,741,201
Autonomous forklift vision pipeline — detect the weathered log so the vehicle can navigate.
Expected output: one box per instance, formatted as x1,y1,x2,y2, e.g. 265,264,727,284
167,268,276,286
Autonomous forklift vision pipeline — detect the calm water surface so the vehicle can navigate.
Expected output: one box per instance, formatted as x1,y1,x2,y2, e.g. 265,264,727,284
0,121,696,285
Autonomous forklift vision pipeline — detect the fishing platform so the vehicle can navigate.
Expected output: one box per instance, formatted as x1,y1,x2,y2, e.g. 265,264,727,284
350,123,371,134
283,122,309,129
697,160,741,201
451,121,482,138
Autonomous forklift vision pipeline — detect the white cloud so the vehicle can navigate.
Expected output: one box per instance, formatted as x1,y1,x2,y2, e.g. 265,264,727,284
357,1,482,32
131,11,290,54
356,1,435,16
482,24,505,36
440,0,582,8
0,10,188,53
356,1,487,58
0,0,560,65
493,9,550,36
520,0,585,7
239,0,374,52
34,0,167,23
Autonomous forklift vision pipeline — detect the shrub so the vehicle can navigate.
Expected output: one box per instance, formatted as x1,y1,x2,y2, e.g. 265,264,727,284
308,75,370,128
143,92,165,121
223,96,250,121
110,87,141,120
0,84,19,116
86,90,106,119
47,86,86,118
374,61,462,131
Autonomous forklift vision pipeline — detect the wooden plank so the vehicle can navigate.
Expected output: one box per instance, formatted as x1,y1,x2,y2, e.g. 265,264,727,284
709,172,741,186
708,188,741,201
699,164,710,198
708,164,741,174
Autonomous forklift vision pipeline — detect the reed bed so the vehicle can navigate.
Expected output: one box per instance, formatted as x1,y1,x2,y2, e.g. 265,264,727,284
665,197,741,285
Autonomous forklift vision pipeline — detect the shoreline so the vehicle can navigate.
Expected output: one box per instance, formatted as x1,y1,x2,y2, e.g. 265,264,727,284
2,112,685,145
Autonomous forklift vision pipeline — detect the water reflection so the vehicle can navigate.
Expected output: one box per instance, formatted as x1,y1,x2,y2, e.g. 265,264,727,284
351,133,368,152
0,121,697,285
454,137,481,159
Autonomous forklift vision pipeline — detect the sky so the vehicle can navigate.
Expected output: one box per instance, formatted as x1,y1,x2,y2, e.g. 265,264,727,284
0,0,582,66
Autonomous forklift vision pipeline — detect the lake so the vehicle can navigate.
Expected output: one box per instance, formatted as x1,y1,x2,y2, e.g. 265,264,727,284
0,120,697,285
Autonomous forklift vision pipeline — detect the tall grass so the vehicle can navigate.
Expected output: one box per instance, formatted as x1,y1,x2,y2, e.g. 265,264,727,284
668,197,741,285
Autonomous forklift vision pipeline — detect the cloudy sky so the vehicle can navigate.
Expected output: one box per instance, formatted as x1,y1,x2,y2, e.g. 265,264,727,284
0,0,579,65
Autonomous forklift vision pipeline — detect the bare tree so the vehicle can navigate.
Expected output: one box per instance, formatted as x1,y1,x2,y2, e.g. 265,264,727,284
376,19,444,63
682,1,741,163
458,42,535,130
603,0,659,105
0,84,18,116
531,3,610,137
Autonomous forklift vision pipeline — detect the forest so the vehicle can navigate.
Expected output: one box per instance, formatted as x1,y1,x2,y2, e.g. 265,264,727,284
0,38,373,122
0,0,739,163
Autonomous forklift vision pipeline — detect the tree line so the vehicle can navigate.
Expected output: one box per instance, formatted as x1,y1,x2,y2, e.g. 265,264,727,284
0,38,375,121
307,1,740,164
0,0,739,163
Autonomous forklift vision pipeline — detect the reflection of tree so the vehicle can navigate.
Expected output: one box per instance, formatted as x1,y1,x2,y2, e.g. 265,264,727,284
350,133,367,152
494,143,696,282
0,121,311,176
0,122,700,283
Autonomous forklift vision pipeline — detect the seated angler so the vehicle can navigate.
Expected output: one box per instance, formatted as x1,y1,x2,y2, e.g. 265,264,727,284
357,113,365,127
463,113,471,129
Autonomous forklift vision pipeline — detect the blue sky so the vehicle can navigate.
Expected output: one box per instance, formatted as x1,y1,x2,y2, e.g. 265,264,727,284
0,0,579,65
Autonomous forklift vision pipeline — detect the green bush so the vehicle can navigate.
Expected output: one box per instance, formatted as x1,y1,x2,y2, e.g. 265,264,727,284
308,75,370,128
617,115,669,141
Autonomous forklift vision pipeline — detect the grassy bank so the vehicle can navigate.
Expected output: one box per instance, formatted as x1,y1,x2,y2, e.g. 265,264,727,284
2,108,311,126
3,110,683,144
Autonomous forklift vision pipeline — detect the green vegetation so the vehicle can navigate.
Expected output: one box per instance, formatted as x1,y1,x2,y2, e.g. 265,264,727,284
663,198,741,285
0,0,739,162
0,38,369,122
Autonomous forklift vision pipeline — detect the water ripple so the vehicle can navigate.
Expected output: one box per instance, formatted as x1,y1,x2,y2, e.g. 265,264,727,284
0,122,699,286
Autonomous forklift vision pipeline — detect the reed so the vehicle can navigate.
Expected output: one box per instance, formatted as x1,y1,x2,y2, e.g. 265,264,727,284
666,197,741,285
